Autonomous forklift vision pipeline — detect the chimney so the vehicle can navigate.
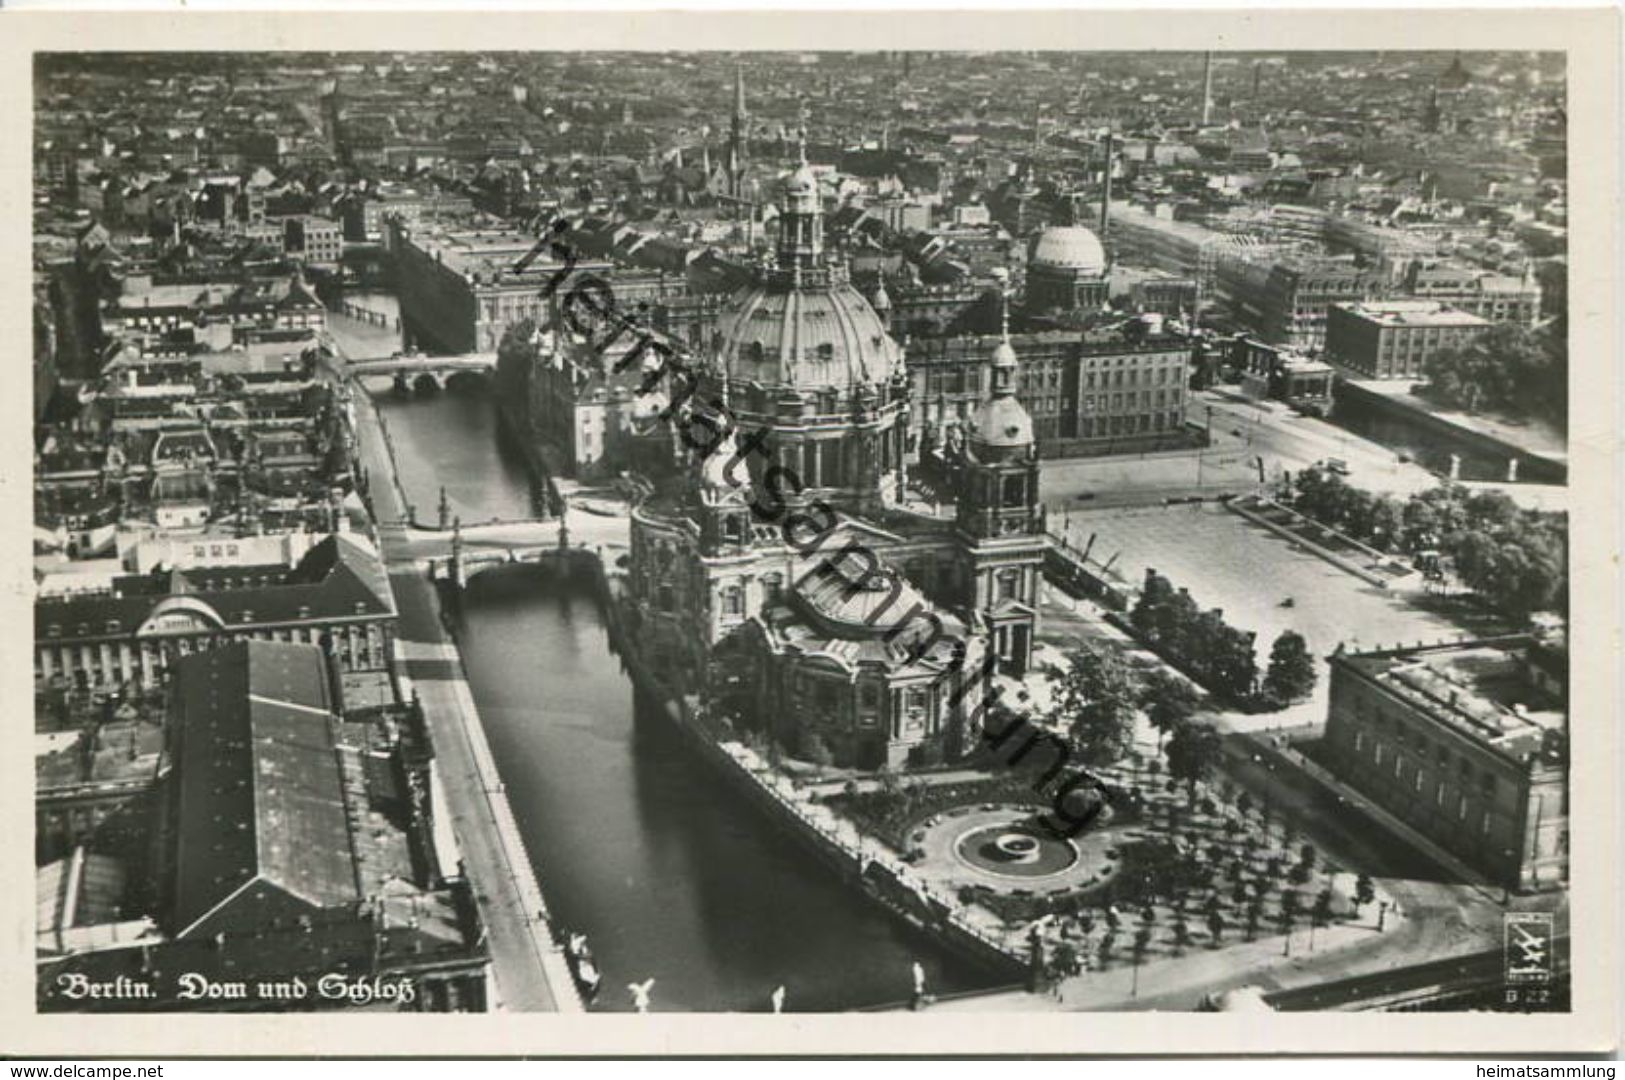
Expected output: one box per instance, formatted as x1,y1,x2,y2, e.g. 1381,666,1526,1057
1099,132,1113,241
1202,52,1215,126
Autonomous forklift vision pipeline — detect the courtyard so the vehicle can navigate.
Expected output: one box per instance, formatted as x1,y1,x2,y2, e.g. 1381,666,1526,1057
1053,502,1488,714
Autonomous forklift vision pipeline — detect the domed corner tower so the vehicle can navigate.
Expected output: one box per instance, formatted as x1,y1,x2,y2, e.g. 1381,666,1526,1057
693,396,757,559
1026,223,1110,315
954,290,1046,676
706,142,911,516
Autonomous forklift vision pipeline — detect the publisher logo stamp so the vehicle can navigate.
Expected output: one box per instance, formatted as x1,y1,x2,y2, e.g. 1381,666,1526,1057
1504,912,1554,985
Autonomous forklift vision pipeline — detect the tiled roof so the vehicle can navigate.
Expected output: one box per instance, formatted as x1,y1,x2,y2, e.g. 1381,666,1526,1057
35,533,394,642
171,640,357,938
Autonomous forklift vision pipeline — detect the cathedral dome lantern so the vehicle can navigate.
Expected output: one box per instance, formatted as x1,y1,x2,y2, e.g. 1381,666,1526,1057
710,136,905,395
966,288,1035,456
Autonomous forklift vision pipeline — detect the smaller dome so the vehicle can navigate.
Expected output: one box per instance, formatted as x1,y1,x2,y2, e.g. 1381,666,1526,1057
968,396,1034,450
782,162,821,214
991,337,1018,368
1029,225,1107,274
785,162,819,197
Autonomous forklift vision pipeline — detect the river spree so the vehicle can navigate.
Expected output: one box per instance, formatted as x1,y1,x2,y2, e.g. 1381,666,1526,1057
374,382,988,1012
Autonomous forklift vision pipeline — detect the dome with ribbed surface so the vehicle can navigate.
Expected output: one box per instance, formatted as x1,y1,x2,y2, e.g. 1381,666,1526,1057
714,279,904,390
968,396,1035,450
1028,225,1107,274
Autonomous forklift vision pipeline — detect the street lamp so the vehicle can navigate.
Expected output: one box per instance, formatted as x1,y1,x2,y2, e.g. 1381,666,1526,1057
1377,899,1390,932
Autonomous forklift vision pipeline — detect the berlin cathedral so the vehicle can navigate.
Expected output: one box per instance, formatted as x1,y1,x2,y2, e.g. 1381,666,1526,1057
625,151,1049,771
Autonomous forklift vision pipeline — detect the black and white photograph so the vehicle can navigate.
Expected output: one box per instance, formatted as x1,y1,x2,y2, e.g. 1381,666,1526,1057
7,8,1619,1060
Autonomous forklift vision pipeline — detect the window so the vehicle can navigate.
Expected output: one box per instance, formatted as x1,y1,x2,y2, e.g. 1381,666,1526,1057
1353,730,1365,753
1457,795,1469,821
1436,781,1447,806
1413,768,1424,792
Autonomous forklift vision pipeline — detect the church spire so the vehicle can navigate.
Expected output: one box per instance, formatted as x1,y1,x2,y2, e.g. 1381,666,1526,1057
729,63,749,201
989,280,1018,396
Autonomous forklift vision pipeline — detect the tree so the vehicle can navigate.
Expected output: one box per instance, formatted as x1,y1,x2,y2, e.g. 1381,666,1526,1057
1353,873,1376,916
1422,322,1567,429
1132,570,1176,641
1211,625,1259,700
1264,631,1318,705
1165,722,1224,797
1140,669,1200,751
1046,646,1143,766
799,728,835,771
1244,900,1263,941
1130,926,1153,994
1366,496,1407,554
1312,888,1334,928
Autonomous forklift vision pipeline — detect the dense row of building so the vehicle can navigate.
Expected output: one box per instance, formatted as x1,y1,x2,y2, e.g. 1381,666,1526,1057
32,50,1570,1008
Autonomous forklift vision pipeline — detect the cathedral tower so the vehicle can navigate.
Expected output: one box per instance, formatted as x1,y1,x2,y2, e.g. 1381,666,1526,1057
954,289,1046,674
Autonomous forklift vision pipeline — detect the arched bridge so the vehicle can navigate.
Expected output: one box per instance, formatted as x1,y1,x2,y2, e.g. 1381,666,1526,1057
348,352,497,391
427,543,586,590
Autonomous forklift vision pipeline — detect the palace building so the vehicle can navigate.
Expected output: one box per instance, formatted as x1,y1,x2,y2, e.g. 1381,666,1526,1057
625,148,1047,771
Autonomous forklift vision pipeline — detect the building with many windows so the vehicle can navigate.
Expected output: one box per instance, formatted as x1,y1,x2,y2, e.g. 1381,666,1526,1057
1403,261,1541,326
1321,634,1568,893
1218,255,1386,351
33,532,395,693
908,318,1196,461
1232,337,1336,416
1324,299,1491,380
389,221,612,354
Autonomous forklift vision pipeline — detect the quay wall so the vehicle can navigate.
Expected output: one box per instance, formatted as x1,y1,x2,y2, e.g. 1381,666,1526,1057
582,558,1029,984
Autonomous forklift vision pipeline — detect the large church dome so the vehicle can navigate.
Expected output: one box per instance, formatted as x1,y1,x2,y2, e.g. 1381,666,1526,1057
713,280,904,391
1028,224,1107,275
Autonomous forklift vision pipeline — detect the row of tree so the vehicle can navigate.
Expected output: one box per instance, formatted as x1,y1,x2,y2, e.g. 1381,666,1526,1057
1130,571,1259,701
1421,322,1567,432
1128,572,1319,707
1291,468,1567,619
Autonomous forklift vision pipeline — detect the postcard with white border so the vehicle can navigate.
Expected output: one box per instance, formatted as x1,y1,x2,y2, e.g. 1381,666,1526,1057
1,6,1617,1058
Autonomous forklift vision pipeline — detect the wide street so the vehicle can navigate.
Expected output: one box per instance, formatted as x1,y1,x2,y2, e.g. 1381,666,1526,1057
331,309,578,1012
1038,388,1564,513
1038,389,1441,510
